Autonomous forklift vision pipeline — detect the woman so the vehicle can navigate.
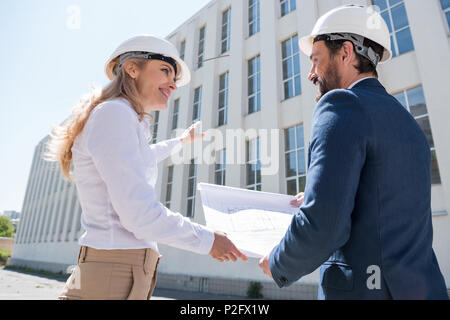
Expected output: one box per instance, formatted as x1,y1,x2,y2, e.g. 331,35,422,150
45,34,247,300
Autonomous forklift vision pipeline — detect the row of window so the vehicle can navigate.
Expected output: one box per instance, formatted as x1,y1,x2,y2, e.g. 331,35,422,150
192,0,296,69
152,34,302,138
181,0,447,76
179,0,450,79
162,85,441,218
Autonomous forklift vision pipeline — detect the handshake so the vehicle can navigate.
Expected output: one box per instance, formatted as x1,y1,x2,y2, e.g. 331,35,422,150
207,192,304,278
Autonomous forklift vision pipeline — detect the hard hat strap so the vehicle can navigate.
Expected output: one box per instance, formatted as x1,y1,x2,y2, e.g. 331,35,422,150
314,33,381,68
113,51,178,77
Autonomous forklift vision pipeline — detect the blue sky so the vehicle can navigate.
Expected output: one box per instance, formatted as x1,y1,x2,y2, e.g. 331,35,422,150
0,0,212,213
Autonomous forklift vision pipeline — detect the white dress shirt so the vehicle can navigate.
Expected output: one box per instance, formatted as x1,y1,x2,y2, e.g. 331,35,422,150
347,76,374,89
71,97,215,254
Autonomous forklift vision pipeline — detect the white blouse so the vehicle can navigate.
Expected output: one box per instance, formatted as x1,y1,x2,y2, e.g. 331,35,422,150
71,97,215,255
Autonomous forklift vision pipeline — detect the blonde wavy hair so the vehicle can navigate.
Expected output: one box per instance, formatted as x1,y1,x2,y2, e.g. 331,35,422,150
44,58,152,182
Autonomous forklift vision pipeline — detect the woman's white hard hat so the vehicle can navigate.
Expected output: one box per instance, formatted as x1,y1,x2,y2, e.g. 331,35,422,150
299,5,392,64
105,34,191,87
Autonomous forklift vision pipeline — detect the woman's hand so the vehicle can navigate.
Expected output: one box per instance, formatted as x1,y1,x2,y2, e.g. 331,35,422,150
180,121,205,145
290,192,304,207
209,231,248,263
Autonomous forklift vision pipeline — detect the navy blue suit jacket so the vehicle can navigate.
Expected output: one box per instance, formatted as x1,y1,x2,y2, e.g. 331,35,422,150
269,78,448,300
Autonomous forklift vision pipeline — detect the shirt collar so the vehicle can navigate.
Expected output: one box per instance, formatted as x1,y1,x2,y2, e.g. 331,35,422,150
348,77,375,89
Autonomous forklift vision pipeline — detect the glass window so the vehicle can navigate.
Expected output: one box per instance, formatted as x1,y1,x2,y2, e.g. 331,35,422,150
280,0,296,17
393,86,441,184
248,0,260,37
375,0,414,58
172,99,179,130
248,55,261,114
186,159,197,217
193,87,202,122
282,34,302,99
218,72,229,126
221,8,231,54
165,166,174,208
179,40,186,61
214,149,226,186
441,0,450,33
284,124,306,195
150,111,159,144
246,138,261,191
198,26,206,68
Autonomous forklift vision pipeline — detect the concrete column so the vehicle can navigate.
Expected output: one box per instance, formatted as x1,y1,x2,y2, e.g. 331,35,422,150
39,163,58,242
259,0,282,193
45,172,64,242
16,145,40,244
60,184,76,242
226,0,246,189
295,0,320,152
195,1,219,225
23,143,45,243
70,201,82,242
65,190,78,242
404,0,450,211
28,146,50,243
52,180,69,242
32,157,52,243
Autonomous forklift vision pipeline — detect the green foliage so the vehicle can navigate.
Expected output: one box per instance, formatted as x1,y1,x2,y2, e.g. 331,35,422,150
3,265,70,280
0,216,14,238
0,247,11,265
247,281,264,299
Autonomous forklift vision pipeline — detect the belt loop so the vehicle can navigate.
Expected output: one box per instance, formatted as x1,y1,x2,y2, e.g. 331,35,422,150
143,248,150,275
78,246,87,264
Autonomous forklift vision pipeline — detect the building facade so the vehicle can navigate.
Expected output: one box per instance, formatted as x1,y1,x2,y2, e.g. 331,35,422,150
10,0,450,299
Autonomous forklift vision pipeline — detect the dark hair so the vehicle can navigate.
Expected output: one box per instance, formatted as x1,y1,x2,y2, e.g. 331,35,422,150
323,38,384,77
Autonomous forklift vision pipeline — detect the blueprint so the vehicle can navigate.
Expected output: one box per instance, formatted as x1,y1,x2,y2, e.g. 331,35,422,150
197,183,298,258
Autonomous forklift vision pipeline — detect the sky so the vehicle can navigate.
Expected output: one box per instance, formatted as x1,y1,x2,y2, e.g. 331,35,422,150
0,0,212,213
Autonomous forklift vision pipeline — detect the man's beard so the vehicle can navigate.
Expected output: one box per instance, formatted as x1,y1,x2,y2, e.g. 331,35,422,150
315,62,341,102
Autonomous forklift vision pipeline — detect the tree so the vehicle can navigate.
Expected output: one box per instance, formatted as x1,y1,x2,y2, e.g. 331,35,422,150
0,216,14,238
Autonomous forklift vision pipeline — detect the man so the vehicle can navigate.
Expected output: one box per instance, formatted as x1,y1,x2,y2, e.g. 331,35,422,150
259,5,448,299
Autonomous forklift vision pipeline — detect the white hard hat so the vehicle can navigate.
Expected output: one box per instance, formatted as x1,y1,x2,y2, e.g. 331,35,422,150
299,5,392,65
105,34,191,87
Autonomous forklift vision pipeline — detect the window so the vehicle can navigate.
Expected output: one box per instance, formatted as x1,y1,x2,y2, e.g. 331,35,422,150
192,87,202,123
187,159,197,217
214,149,226,186
248,55,261,114
280,0,296,17
441,0,450,34
246,138,261,191
221,8,231,54
393,86,441,184
165,166,174,208
284,124,306,195
150,111,159,144
172,99,180,130
197,26,206,68
373,0,414,57
218,72,229,126
282,34,301,99
179,40,186,61
248,0,260,37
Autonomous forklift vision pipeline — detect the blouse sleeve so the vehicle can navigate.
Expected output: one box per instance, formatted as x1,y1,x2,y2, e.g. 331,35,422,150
84,101,215,255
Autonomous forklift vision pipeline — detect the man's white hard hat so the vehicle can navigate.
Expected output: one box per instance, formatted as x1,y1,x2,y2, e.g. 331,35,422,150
299,5,392,64
105,34,191,87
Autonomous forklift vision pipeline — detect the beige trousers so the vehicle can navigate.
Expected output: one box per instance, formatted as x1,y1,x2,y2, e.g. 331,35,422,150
58,246,161,300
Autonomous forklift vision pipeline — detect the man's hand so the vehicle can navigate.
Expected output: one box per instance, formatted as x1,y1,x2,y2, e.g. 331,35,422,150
290,192,304,207
258,255,273,279
209,231,248,263
180,121,205,144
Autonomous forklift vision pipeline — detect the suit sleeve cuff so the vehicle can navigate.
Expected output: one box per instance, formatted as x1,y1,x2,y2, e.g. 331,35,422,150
269,246,290,288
